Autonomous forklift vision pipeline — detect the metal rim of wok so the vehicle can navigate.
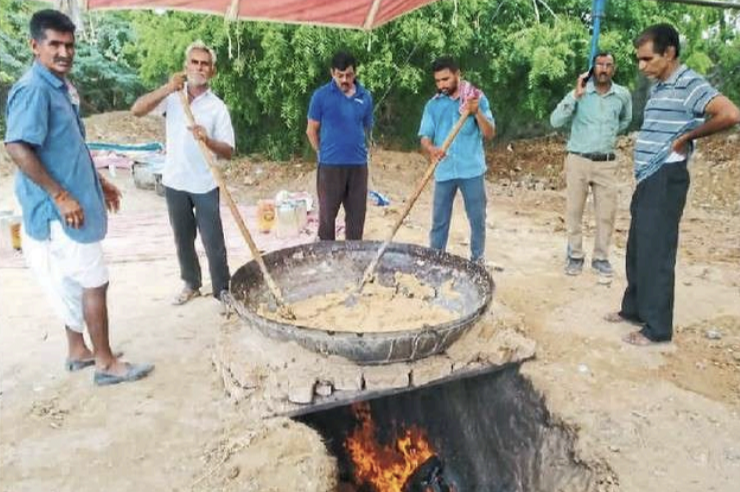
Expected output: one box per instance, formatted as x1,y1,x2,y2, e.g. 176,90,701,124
227,241,495,365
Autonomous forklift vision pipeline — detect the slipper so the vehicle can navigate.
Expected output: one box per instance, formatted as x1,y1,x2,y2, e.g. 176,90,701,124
622,331,668,346
94,362,155,386
604,312,643,326
172,287,201,306
65,351,124,372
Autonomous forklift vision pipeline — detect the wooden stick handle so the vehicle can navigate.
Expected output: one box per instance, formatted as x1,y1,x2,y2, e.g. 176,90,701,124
359,110,471,289
177,90,294,318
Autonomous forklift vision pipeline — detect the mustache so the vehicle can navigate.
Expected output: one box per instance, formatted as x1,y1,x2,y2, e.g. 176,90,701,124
53,56,72,64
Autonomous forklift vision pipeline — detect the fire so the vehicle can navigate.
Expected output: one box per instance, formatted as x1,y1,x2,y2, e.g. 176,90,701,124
345,402,435,492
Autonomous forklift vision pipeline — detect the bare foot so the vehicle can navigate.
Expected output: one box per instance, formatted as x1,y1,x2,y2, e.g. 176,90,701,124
604,312,643,326
622,331,664,346
96,357,132,377
68,346,94,361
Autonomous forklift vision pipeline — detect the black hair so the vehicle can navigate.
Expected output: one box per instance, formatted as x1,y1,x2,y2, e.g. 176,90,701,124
634,23,681,58
592,51,614,65
432,56,459,73
331,51,356,71
30,9,76,41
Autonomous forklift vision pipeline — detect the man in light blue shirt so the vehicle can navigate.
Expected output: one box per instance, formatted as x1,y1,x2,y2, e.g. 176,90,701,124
418,57,495,263
4,10,153,386
551,52,632,277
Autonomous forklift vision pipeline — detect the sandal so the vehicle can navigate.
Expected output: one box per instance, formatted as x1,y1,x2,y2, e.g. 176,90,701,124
94,362,155,386
622,331,667,346
172,287,201,306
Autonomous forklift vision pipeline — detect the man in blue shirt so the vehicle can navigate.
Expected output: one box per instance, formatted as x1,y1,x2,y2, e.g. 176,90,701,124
606,24,740,346
306,51,374,240
4,10,153,385
418,57,495,263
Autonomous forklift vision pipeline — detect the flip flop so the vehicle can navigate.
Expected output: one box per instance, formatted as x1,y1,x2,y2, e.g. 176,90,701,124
65,351,124,372
94,362,155,386
172,287,201,306
622,331,667,346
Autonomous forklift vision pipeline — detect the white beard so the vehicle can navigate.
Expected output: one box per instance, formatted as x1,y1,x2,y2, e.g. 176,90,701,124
187,73,208,87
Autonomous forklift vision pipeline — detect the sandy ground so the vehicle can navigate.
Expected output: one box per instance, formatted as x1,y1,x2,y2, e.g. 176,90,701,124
1,113,739,491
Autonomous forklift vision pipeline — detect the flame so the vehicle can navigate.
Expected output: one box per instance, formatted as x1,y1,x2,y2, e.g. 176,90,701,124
345,402,435,492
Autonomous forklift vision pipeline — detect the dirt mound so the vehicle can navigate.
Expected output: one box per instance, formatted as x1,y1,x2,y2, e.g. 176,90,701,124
84,110,165,143
192,417,336,492
487,129,740,213
487,134,567,190
689,132,740,213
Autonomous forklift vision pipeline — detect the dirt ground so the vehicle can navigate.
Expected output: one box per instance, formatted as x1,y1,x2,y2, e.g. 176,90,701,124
1,112,740,491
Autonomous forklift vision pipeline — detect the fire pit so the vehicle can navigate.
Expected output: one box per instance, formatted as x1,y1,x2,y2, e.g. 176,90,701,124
294,364,613,491
228,241,494,365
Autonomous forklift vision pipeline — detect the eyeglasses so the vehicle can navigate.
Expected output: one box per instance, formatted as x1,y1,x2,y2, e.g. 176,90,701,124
595,62,614,68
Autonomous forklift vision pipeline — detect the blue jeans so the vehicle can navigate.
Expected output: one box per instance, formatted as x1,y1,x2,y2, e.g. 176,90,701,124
430,175,487,261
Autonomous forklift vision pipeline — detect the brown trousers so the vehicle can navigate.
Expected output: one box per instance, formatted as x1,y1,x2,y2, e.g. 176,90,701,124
316,164,368,240
565,153,618,261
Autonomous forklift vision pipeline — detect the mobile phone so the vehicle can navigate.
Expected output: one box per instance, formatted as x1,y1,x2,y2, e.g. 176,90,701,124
581,66,594,87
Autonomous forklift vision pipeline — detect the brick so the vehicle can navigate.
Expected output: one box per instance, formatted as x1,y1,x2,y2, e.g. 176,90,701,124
288,376,316,405
411,358,452,387
315,381,334,397
362,365,410,391
331,365,364,392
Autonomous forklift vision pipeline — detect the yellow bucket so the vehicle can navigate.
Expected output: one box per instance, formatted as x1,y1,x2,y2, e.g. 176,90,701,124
10,220,22,250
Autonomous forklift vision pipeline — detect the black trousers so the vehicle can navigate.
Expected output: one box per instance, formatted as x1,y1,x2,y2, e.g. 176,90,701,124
619,161,689,341
316,164,368,241
164,186,230,295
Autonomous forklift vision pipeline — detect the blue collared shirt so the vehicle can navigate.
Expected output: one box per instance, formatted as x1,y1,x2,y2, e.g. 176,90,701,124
307,80,374,165
418,93,495,182
4,61,106,243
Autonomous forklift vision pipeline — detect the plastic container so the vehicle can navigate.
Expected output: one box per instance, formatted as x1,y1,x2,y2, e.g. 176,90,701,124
294,199,307,230
0,213,22,251
275,202,299,238
9,219,21,251
257,199,276,233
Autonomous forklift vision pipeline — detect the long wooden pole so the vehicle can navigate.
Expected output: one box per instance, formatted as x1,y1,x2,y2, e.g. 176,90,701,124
177,89,295,319
357,110,471,291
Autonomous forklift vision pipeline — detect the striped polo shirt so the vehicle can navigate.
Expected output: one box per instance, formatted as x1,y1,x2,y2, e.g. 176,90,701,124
634,65,719,183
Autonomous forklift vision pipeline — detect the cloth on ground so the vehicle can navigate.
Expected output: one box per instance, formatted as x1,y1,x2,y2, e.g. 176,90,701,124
1,205,319,269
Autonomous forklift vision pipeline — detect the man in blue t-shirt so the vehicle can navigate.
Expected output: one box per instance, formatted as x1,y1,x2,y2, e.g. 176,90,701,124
306,51,374,240
4,10,153,386
418,57,496,263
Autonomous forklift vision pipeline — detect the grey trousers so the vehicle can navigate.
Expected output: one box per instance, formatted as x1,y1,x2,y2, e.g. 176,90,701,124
164,186,230,295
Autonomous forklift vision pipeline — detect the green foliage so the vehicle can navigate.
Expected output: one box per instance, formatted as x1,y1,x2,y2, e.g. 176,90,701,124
127,0,737,155
0,2,143,134
0,0,34,134
2,0,739,156
70,13,144,113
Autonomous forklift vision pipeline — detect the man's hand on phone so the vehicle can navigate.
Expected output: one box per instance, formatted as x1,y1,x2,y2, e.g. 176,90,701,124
574,70,591,100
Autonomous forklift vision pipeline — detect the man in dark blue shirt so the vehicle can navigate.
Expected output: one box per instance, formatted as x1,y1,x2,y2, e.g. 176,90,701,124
306,51,374,240
4,10,153,386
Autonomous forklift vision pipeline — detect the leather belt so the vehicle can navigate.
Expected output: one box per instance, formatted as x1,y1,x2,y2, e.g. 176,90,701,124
571,151,616,162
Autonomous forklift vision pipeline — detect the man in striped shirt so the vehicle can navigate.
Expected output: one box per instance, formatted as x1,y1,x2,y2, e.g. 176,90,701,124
606,24,740,346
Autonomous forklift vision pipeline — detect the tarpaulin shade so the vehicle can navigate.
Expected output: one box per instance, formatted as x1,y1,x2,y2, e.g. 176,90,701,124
78,0,442,29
